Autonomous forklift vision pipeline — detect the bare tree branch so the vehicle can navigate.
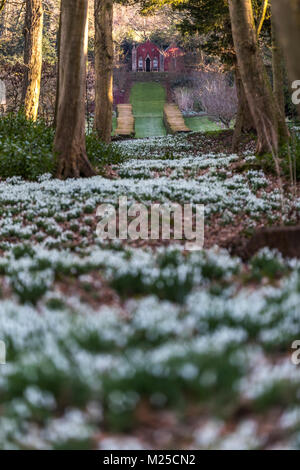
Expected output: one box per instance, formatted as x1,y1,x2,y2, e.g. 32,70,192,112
0,0,7,14
256,0,269,38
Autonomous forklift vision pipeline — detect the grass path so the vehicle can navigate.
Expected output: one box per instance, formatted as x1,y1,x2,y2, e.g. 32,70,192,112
130,82,167,138
129,82,223,138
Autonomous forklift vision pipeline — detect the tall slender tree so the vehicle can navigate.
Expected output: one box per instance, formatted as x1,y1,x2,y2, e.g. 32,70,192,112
94,0,114,143
229,0,289,154
54,7,62,128
54,0,96,179
22,0,43,121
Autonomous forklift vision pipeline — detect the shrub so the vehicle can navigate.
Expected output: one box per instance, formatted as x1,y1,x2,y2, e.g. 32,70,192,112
0,113,125,181
0,113,55,180
196,73,238,128
249,134,300,182
173,87,195,113
249,248,288,281
86,132,125,170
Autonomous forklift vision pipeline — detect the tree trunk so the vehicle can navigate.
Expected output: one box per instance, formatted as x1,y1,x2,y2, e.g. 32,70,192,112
0,0,7,15
229,0,289,154
54,0,96,179
53,7,62,128
0,0,9,38
232,65,256,151
271,9,285,117
272,0,300,118
94,0,113,143
22,0,43,121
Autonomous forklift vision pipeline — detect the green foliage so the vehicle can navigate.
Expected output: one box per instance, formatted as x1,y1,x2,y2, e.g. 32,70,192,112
42,35,57,65
0,24,24,60
86,132,126,170
0,114,124,181
110,248,239,304
184,116,221,132
250,249,288,281
175,0,234,64
137,0,270,66
249,134,300,181
0,113,55,180
280,137,300,181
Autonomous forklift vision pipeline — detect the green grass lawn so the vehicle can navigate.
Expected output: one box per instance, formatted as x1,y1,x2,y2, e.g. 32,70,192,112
112,116,117,135
129,83,223,137
184,116,221,132
130,82,167,138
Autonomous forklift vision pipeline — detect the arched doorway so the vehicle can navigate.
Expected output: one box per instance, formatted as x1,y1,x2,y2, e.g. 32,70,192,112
146,57,151,72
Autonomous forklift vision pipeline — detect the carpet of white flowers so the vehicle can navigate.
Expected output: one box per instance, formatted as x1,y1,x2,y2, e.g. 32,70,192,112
1,133,300,449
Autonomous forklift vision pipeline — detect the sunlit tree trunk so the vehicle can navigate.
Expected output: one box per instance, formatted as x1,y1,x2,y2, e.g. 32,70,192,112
229,0,289,154
22,0,43,121
272,0,300,118
54,0,96,179
0,0,7,14
94,0,113,143
0,0,8,37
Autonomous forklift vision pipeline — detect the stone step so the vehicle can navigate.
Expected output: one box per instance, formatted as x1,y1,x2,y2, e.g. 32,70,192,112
114,104,135,137
163,104,190,134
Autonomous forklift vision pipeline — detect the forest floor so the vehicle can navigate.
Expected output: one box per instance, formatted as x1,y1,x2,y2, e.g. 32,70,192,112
0,130,300,449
